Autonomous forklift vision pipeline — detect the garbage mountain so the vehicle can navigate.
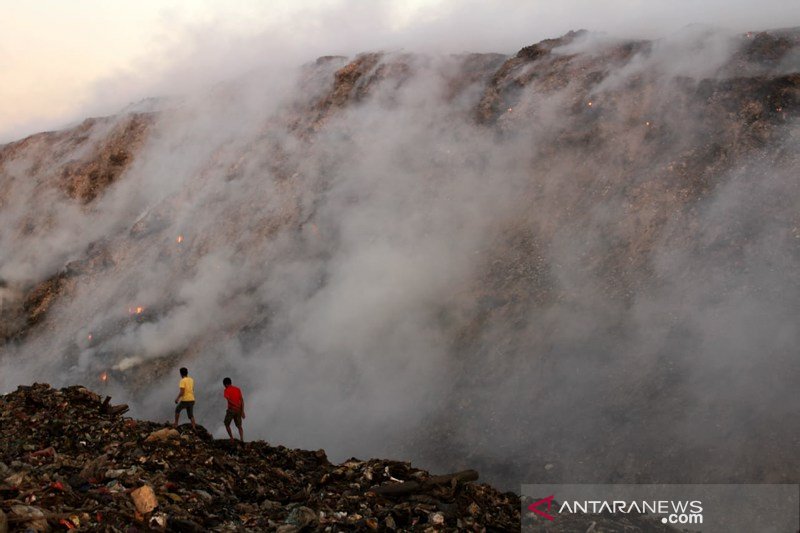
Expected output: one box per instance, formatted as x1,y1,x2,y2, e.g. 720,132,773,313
1,27,799,490
0,383,520,531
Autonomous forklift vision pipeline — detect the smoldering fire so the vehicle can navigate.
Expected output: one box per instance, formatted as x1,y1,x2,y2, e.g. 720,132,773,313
0,27,798,490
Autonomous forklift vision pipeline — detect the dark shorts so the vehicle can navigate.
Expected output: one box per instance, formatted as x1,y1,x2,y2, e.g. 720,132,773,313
175,401,195,417
224,409,242,427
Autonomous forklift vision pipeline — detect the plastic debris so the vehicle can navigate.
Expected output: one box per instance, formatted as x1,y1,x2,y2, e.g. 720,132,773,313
0,383,520,530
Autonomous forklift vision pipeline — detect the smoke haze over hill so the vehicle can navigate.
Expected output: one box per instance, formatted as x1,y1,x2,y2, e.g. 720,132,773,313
1,17,799,489
3,0,800,142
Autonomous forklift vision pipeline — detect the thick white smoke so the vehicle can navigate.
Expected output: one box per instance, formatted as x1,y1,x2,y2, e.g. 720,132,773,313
1,19,799,489
3,0,799,142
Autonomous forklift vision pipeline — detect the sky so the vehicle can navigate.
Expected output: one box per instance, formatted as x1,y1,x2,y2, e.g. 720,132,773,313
1,0,799,143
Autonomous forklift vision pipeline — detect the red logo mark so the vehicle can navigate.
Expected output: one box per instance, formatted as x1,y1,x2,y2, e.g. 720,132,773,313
528,495,556,521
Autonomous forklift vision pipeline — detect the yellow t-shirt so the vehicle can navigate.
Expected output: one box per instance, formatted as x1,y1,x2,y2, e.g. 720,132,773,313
179,377,195,401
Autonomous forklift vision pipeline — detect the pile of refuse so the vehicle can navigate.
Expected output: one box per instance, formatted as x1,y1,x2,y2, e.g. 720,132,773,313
0,384,520,531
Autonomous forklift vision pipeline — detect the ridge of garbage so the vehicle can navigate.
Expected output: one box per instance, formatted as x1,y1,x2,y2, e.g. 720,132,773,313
0,383,520,531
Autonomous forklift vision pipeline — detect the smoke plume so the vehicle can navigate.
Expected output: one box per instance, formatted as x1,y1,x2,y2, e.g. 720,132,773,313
1,20,799,490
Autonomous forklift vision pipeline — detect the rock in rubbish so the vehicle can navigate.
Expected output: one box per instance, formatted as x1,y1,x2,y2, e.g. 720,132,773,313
9,505,48,531
429,511,445,526
144,427,180,443
130,484,158,514
285,506,318,528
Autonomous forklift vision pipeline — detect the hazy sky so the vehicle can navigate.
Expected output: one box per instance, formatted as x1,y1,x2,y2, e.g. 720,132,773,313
2,0,798,142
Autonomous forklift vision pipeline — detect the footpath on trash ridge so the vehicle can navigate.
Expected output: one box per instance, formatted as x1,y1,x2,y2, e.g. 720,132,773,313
0,383,520,531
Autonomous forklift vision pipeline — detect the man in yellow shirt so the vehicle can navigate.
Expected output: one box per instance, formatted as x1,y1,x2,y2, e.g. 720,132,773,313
174,367,196,429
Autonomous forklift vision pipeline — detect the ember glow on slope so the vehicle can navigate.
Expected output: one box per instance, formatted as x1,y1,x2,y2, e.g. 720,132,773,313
2,0,798,142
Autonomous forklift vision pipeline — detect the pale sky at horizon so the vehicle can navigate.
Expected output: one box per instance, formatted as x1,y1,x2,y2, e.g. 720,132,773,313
2,0,798,143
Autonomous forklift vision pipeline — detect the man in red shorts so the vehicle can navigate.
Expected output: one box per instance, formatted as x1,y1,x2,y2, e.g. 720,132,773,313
222,377,245,442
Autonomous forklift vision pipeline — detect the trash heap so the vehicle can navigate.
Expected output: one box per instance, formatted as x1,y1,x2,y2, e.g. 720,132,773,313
0,384,520,532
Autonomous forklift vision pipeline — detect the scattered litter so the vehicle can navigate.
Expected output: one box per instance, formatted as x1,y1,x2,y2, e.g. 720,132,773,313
0,383,520,530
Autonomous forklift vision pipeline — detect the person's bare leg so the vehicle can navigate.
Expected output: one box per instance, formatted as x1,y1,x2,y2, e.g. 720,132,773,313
225,423,234,442
237,424,244,442
190,416,196,430
174,413,180,427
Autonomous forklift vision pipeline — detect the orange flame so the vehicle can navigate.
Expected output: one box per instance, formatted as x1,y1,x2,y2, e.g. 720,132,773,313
587,101,593,107
100,372,108,383
87,334,93,341
176,235,184,244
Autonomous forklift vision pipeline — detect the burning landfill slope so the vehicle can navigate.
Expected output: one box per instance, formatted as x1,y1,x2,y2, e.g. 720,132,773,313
0,27,799,491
